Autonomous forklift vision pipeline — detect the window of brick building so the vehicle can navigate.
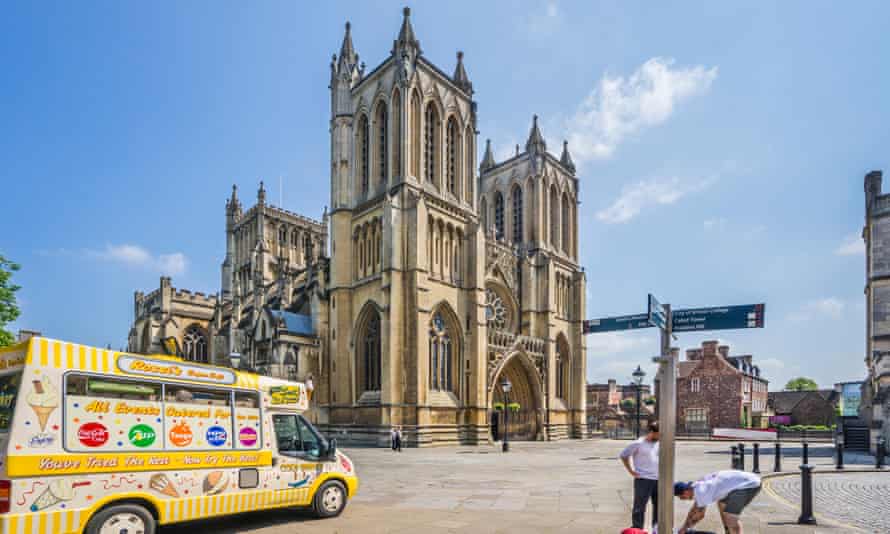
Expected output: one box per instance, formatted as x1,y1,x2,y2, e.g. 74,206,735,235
690,377,700,393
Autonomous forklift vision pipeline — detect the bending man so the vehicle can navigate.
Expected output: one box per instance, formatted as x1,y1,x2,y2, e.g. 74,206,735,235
675,470,762,534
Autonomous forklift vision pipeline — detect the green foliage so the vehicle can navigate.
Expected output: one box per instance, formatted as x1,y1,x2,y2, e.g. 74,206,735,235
643,397,656,406
620,398,636,410
784,377,819,391
493,402,504,411
0,255,21,347
507,402,521,412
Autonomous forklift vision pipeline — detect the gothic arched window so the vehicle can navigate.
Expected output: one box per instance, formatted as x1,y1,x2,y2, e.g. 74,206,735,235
411,90,421,179
182,325,207,363
556,336,570,399
429,312,453,392
465,126,474,203
446,116,459,196
424,103,439,185
358,114,370,198
360,310,381,392
303,234,313,263
512,185,523,243
278,226,287,246
392,90,402,178
549,185,559,249
494,192,505,240
291,230,298,247
562,193,570,254
484,287,508,331
375,101,388,186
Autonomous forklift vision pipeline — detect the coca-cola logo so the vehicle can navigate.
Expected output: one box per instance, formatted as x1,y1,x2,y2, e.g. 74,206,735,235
78,422,109,447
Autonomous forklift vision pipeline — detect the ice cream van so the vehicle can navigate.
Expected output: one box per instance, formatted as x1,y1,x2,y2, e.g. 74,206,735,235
0,337,358,534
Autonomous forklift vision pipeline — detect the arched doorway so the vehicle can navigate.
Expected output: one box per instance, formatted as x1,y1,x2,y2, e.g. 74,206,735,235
489,351,543,441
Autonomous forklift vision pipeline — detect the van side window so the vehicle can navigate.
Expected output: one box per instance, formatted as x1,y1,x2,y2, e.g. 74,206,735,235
66,375,160,401
164,385,232,450
64,373,163,452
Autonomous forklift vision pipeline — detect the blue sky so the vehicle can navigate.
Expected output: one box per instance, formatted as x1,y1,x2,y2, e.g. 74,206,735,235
3,1,888,390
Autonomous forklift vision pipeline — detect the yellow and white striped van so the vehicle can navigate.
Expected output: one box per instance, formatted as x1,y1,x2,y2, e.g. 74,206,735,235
0,337,358,534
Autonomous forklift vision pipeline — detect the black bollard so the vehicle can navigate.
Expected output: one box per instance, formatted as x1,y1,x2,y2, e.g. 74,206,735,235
803,441,809,465
753,443,761,473
738,443,746,471
730,445,739,469
836,441,844,470
797,464,817,525
774,441,782,472
877,438,886,469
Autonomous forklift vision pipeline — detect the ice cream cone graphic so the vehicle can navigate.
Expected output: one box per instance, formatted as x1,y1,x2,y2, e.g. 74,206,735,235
149,474,180,498
30,480,86,512
27,379,58,433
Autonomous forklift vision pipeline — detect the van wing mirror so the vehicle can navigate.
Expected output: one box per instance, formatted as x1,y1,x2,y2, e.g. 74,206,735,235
327,438,337,459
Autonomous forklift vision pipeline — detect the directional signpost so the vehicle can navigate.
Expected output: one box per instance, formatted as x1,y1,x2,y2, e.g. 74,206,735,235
672,304,765,332
584,296,766,533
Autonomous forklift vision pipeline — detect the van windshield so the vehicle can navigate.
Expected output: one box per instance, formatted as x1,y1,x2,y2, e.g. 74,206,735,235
0,372,23,432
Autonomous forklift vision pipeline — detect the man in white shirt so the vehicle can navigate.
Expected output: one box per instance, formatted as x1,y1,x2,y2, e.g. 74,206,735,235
619,421,660,529
675,470,762,534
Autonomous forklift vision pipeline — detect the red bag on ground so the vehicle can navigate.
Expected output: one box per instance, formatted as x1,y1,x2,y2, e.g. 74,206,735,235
621,529,648,534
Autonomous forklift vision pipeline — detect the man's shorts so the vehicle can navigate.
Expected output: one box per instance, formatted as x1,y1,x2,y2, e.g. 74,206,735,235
720,485,761,515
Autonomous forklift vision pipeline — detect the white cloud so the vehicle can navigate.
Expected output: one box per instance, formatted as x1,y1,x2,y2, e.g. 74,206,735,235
703,218,727,230
788,298,845,322
835,233,865,256
587,331,654,355
87,244,188,276
563,57,717,164
596,175,715,224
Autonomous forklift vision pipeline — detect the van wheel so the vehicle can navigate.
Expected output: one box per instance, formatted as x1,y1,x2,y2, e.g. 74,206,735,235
85,503,155,534
312,480,347,518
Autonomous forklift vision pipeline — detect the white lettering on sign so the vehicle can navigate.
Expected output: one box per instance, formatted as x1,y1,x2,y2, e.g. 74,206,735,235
116,355,236,385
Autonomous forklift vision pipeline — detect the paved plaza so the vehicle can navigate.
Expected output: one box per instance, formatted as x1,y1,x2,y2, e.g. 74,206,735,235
160,440,885,533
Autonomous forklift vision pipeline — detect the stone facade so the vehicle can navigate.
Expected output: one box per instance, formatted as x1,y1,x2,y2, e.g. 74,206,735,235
127,8,587,447
676,341,769,431
861,170,890,451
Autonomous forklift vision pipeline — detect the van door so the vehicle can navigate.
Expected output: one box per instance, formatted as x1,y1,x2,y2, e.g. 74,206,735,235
271,414,326,500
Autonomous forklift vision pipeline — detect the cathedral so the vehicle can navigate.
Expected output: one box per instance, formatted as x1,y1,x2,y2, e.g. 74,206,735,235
128,7,587,446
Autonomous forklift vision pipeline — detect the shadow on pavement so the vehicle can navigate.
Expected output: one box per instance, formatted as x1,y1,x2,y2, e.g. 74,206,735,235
159,507,317,533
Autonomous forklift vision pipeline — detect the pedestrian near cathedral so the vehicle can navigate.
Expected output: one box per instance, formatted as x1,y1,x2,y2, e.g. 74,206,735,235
619,421,660,530
391,426,402,452
675,470,762,534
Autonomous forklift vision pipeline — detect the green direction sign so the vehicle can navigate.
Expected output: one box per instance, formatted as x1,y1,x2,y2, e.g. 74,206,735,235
583,314,653,334
671,304,765,332
648,293,667,330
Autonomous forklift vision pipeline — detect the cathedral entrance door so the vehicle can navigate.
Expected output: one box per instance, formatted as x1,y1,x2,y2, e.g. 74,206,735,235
490,352,542,441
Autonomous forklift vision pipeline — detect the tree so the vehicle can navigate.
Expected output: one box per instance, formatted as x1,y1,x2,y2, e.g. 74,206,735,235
0,255,21,347
784,377,818,391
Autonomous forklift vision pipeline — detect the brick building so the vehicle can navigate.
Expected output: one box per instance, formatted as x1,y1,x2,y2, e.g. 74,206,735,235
677,341,769,431
767,389,838,427
586,379,653,431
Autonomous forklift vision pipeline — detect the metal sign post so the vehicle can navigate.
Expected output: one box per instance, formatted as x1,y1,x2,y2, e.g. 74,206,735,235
655,303,675,533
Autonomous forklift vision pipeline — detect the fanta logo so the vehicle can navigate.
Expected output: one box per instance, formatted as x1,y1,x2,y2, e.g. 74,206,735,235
238,427,258,447
206,426,227,447
78,422,109,447
169,422,193,447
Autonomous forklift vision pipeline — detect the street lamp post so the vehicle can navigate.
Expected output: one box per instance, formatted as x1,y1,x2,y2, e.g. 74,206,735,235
632,365,646,439
501,376,512,453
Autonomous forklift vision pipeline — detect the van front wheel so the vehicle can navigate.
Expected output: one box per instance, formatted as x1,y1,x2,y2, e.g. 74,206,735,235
85,503,156,534
312,480,347,518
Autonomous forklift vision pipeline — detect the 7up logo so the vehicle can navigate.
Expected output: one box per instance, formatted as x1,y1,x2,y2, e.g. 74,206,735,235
128,424,156,448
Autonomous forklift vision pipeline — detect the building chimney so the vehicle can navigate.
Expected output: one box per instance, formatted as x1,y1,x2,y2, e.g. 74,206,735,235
718,345,730,359
702,340,719,357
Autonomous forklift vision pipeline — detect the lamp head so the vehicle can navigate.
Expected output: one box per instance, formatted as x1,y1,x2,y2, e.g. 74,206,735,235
229,352,242,370
632,365,646,385
500,376,512,393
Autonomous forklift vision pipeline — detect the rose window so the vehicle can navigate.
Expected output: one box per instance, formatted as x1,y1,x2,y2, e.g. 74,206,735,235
485,288,508,330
